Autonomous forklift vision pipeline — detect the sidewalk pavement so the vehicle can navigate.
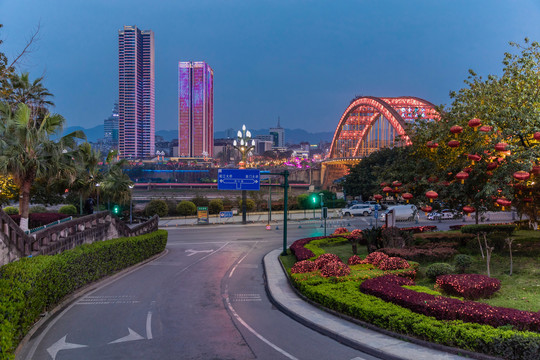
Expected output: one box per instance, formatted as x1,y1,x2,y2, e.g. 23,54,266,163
263,248,479,360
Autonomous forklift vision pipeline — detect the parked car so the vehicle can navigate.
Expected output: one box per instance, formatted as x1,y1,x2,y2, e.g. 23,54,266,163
340,204,373,217
378,205,417,221
427,209,462,220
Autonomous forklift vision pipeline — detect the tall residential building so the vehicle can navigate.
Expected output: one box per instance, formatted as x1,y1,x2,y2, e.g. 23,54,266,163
104,102,119,146
269,116,285,148
178,61,214,157
118,25,155,159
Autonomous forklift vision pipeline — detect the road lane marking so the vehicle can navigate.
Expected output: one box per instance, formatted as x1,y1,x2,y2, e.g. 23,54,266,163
108,328,145,344
185,249,214,256
76,295,139,305
238,264,259,268
231,293,261,302
146,310,153,340
46,335,87,360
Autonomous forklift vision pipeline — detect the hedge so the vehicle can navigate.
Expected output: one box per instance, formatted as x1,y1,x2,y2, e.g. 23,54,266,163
0,230,167,360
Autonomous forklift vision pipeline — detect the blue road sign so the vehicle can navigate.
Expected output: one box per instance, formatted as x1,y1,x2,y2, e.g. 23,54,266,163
218,169,261,190
219,211,233,218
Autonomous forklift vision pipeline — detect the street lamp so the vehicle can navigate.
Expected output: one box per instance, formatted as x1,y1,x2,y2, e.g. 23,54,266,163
95,183,101,213
233,124,256,224
319,192,326,236
129,184,134,224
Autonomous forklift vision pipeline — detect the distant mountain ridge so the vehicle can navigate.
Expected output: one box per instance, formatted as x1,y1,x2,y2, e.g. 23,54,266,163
62,125,333,144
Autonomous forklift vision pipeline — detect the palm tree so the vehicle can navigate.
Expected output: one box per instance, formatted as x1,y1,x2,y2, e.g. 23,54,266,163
69,142,103,214
0,103,85,230
6,72,53,123
101,150,133,207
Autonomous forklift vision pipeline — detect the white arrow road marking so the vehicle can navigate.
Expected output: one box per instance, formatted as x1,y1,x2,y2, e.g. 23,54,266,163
109,328,145,344
47,335,87,360
185,249,214,256
146,309,153,340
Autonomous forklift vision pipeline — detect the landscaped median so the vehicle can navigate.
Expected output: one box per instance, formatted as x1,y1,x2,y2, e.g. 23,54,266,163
0,229,168,360
280,227,540,360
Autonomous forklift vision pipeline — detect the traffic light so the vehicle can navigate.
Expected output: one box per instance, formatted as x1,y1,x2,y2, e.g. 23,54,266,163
112,205,121,215
311,194,318,204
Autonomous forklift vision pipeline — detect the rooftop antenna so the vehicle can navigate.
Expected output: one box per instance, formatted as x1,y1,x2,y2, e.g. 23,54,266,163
277,116,281,128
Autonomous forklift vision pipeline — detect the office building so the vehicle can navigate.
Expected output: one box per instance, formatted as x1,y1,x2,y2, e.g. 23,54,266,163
118,25,155,159
104,102,119,146
269,117,285,148
178,61,214,157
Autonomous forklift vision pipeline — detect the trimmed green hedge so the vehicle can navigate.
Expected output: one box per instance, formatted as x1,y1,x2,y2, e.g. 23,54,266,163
0,230,168,360
291,278,540,359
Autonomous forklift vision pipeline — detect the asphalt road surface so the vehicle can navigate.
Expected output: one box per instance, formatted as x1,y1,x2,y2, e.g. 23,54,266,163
18,224,382,360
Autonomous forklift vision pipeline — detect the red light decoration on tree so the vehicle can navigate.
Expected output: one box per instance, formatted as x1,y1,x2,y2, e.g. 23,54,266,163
456,171,469,184
513,171,530,182
373,194,383,203
426,141,438,152
450,125,463,137
392,188,401,194
496,198,512,211
380,182,388,187
427,176,438,183
468,118,482,131
487,162,498,171
420,205,432,215
467,154,481,165
534,132,540,141
448,140,460,148
462,206,475,216
402,193,413,203
383,186,393,196
479,125,492,132
463,167,473,173
494,142,508,152
425,190,438,203
523,197,533,203
532,165,540,176
392,181,402,189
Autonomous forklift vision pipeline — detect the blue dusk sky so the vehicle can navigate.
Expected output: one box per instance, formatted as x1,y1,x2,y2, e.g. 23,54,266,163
1,0,539,133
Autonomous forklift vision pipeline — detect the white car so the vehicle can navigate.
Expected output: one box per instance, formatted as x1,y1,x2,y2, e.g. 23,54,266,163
378,205,418,221
427,209,461,220
340,204,373,217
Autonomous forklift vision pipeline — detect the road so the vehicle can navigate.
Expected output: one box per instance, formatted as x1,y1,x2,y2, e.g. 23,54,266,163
18,224,381,360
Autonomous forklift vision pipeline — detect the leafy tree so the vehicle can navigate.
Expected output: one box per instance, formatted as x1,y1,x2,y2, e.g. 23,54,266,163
176,201,196,216
190,194,209,207
145,200,168,217
208,199,224,214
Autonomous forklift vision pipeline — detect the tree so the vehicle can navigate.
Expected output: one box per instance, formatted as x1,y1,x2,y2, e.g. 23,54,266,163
0,103,84,230
177,201,196,217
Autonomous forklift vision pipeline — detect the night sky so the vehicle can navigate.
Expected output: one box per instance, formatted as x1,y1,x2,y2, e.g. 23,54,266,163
1,0,539,133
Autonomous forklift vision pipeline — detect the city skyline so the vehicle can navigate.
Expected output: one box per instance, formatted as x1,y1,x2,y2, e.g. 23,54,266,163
1,1,539,133
118,25,155,159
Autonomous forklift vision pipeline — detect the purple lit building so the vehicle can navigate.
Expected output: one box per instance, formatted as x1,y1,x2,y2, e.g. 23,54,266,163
118,25,155,159
178,62,214,157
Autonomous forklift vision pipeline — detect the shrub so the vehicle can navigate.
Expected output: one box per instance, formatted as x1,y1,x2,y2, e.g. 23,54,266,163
379,245,457,262
163,199,178,216
208,199,224,214
176,201,197,216
191,194,209,207
320,260,351,278
454,254,473,273
9,213,71,229
425,262,455,280
238,198,256,211
378,257,410,271
145,200,168,217
363,251,388,266
29,205,47,213
436,274,501,300
0,230,167,359
314,253,342,269
291,260,318,274
58,205,77,215
414,231,474,246
400,225,437,233
333,227,348,235
2,206,18,215
347,255,364,265
381,226,407,248
290,237,317,261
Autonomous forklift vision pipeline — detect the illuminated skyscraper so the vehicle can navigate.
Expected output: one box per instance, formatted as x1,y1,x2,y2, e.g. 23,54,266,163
178,62,214,157
118,25,155,159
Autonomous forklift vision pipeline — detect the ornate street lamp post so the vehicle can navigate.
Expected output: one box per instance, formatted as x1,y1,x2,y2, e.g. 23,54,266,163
233,124,256,224
129,184,134,224
95,183,101,213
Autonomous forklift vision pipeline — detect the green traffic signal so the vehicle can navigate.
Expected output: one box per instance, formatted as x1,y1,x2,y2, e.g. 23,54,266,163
112,205,121,215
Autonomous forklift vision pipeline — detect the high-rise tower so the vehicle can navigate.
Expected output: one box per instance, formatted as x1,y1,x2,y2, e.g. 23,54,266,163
104,102,119,146
118,25,155,159
178,61,214,157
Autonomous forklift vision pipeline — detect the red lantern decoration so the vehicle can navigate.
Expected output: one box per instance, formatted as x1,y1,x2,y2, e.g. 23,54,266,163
532,165,540,176
402,193,413,203
383,186,393,196
455,171,469,184
392,188,401,194
494,142,508,152
462,206,475,216
450,125,463,137
496,198,512,211
513,171,530,182
479,125,492,133
425,190,438,203
373,194,383,203
468,118,481,131
421,205,432,215
380,182,388,187
523,197,533,203
427,141,438,152
467,154,481,165
448,140,460,148
392,181,402,188
487,162,498,170
463,167,473,173
427,176,438,183
534,132,540,141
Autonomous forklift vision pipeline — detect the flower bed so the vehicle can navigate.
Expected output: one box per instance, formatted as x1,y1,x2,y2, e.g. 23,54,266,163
359,275,540,332
379,244,457,262
291,260,317,274
436,274,501,300
400,225,437,233
290,235,348,261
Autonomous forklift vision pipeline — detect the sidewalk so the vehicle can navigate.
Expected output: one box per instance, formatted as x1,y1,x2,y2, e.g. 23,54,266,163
263,249,489,360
